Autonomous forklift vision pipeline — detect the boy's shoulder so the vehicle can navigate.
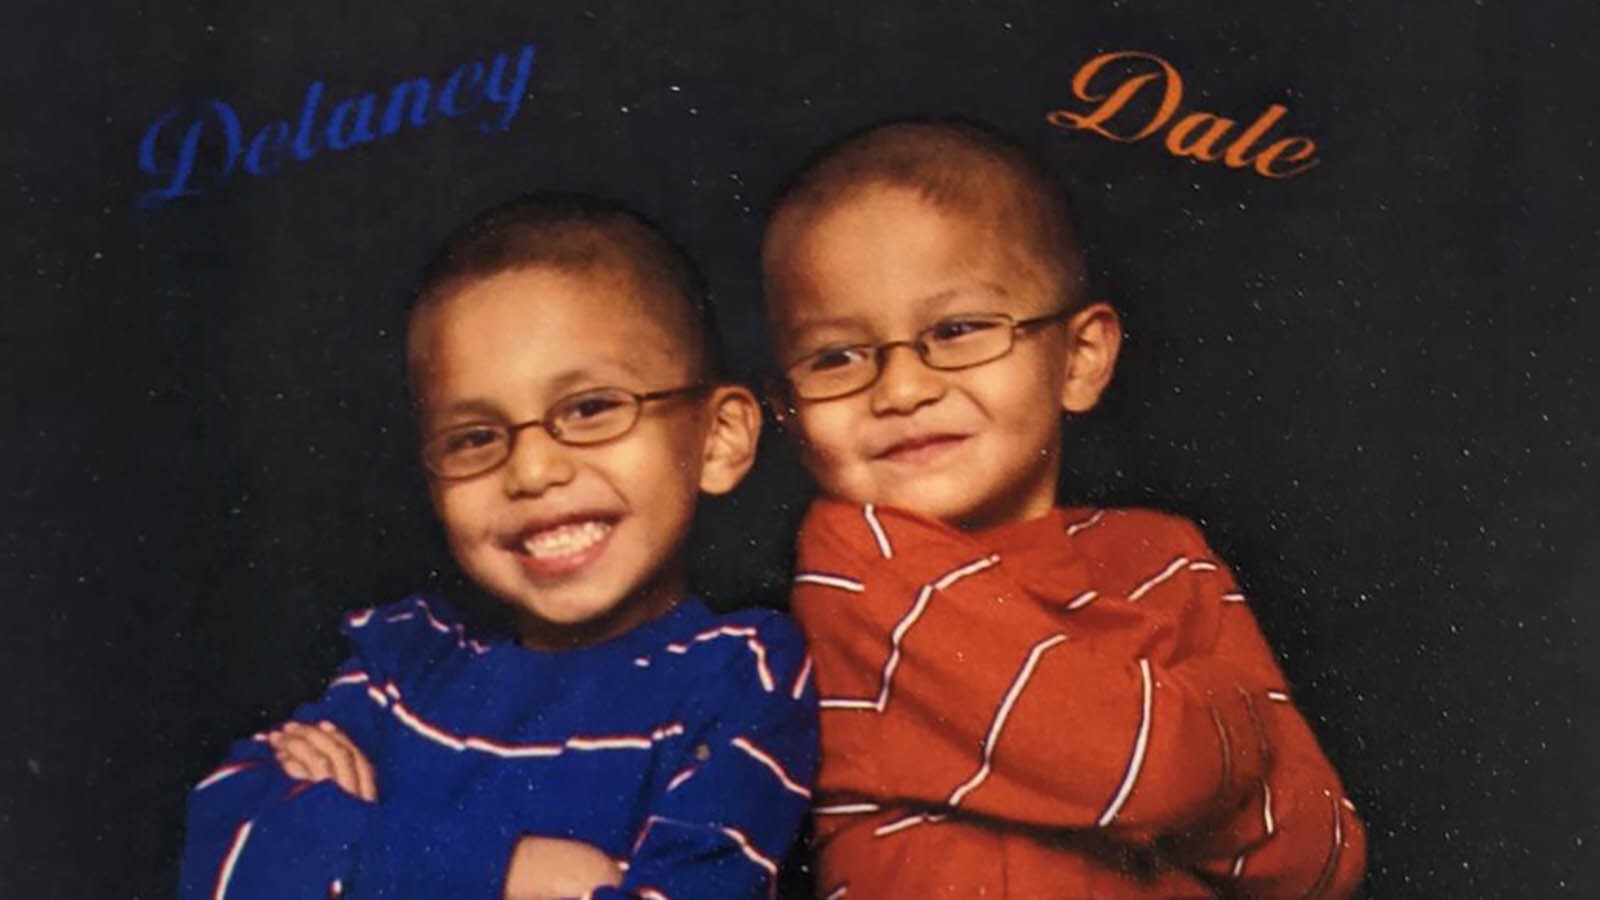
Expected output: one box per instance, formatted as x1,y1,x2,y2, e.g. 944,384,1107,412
339,595,495,676
620,601,808,704
1061,505,1211,553
1056,509,1241,598
653,602,807,667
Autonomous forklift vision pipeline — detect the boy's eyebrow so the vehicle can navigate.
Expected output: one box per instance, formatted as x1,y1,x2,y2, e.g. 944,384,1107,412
784,314,871,336
787,282,1015,338
543,360,652,393
950,281,1013,302
425,396,503,425
908,283,1011,310
427,361,656,423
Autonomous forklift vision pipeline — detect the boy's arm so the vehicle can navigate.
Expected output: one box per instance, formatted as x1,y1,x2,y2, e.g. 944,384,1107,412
502,837,624,900
588,614,819,900
793,504,1276,844
799,503,1366,891
176,651,385,900
179,599,523,900
1176,702,1368,899
1161,561,1367,898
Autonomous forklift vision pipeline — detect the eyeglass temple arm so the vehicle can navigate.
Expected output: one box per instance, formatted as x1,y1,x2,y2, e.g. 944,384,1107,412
1016,308,1076,329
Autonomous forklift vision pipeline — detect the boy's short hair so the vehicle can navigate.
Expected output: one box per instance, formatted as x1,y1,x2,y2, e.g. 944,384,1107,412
409,192,723,389
763,118,1089,313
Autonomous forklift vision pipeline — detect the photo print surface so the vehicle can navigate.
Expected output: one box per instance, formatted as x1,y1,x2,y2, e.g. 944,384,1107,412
3,0,1594,896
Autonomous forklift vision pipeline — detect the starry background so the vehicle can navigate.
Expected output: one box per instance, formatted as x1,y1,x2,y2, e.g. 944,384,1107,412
2,0,1595,897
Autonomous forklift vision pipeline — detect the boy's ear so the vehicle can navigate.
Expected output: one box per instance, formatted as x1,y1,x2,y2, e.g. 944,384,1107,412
698,384,763,495
1059,302,1123,414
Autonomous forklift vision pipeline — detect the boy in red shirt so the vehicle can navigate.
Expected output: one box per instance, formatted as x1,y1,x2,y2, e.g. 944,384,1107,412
762,119,1366,897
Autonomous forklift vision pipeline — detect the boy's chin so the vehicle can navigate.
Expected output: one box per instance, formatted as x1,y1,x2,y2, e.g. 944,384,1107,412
864,463,1058,530
864,481,996,525
873,487,1048,531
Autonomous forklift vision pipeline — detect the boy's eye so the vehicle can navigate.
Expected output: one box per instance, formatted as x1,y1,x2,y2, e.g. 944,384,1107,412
926,316,1002,343
439,426,505,456
563,393,629,420
804,346,873,373
552,389,636,435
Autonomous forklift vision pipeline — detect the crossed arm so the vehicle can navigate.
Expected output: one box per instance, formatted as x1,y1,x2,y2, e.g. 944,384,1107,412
180,613,817,900
793,503,1365,897
268,719,623,900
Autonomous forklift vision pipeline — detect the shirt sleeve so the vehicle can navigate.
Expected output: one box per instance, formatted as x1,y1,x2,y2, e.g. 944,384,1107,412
591,613,819,900
177,639,382,900
1165,544,1369,899
792,504,1274,845
177,599,520,900
795,503,1366,895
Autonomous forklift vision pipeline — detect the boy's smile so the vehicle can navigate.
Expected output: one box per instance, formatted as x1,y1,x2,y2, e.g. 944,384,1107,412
770,185,1116,529
873,430,971,465
505,515,618,579
409,265,750,649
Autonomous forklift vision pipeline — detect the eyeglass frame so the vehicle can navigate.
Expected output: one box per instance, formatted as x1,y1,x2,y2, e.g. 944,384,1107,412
778,307,1077,402
420,383,710,480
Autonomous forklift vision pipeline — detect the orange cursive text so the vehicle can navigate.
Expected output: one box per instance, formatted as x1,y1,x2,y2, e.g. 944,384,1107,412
1046,50,1319,179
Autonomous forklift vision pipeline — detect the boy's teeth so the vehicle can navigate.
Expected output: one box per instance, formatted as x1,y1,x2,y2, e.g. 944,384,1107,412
522,520,612,559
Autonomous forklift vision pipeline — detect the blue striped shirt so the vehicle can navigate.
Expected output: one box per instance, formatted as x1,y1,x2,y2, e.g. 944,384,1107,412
179,595,819,900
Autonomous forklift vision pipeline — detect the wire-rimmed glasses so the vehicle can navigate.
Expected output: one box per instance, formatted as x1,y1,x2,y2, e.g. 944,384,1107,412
781,309,1074,401
421,383,707,479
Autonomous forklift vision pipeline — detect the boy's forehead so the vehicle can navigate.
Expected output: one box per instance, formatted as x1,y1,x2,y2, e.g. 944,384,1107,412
780,281,1013,333
410,265,688,399
769,187,1051,334
425,263,673,339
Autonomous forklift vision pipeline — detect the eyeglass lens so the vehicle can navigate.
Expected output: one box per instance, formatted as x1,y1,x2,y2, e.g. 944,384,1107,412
789,313,1017,400
423,387,643,478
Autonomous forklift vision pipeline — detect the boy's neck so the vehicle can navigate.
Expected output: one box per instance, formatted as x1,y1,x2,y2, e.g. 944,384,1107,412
954,503,1061,532
938,485,1062,532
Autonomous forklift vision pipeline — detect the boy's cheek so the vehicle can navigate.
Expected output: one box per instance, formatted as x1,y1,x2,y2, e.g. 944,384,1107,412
426,480,460,520
428,484,495,546
799,440,875,505
791,404,858,457
424,481,448,522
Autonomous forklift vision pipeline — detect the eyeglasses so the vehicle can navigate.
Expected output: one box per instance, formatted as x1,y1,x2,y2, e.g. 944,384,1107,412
782,309,1075,401
421,383,707,479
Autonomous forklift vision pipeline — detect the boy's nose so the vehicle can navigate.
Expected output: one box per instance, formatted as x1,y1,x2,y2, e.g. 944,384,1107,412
501,429,578,497
869,344,946,415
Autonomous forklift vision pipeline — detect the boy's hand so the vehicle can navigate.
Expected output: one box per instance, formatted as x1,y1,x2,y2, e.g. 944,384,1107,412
502,836,623,900
266,720,377,802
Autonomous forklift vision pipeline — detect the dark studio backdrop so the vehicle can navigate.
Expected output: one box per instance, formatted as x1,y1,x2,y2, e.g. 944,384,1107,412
3,0,1595,896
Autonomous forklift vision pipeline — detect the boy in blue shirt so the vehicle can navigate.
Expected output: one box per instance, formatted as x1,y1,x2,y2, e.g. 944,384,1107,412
179,194,819,900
